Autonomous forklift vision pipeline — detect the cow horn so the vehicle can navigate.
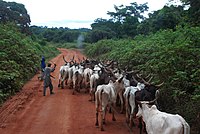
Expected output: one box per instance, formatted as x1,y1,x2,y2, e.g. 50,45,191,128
147,76,153,83
156,82,164,87
63,55,68,63
132,75,139,84
148,96,158,104
145,74,151,79
136,100,141,104
136,74,150,85
69,55,75,64
126,70,135,74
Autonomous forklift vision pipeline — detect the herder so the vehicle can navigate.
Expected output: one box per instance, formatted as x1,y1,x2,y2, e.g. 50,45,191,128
43,63,56,96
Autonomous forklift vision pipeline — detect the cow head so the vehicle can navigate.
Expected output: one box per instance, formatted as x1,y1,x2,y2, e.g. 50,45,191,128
136,97,158,118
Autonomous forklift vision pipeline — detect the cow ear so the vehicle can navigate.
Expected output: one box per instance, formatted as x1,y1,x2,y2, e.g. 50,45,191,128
109,80,113,84
150,105,157,110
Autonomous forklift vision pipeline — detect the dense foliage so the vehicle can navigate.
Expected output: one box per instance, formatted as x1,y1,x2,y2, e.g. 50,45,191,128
30,26,90,45
0,23,59,104
0,0,31,34
84,26,200,133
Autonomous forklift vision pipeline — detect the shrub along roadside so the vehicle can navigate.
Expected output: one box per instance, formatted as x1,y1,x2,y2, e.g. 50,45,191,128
0,23,59,104
84,25,200,133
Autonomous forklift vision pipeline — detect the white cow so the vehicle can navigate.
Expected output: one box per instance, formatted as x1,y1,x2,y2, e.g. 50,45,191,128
112,69,129,113
136,102,190,134
123,82,145,128
58,63,71,89
95,77,124,131
89,65,102,101
72,64,84,94
67,65,74,89
82,68,93,91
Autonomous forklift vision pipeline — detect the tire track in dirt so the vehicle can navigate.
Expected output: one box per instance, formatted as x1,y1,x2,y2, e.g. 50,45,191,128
0,76,43,128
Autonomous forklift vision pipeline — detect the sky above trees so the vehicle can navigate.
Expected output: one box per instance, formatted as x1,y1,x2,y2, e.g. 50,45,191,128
4,0,181,29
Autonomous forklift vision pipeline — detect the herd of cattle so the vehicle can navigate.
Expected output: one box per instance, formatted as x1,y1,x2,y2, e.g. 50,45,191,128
57,55,190,134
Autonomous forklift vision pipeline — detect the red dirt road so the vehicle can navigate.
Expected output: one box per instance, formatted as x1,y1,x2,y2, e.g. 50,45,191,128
0,49,139,134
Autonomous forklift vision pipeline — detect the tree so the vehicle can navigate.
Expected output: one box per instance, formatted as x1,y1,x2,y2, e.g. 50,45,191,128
137,5,185,35
170,0,200,26
107,2,149,23
107,2,149,38
0,0,31,34
90,18,117,41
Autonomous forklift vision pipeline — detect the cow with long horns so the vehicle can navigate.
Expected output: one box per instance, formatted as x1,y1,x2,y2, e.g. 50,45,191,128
95,76,124,131
135,74,164,134
58,56,74,89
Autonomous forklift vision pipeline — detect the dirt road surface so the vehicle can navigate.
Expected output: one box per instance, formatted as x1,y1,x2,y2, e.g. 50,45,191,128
0,49,140,134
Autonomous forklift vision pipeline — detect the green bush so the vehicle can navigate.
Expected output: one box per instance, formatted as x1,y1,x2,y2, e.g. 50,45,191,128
0,23,59,104
84,25,200,133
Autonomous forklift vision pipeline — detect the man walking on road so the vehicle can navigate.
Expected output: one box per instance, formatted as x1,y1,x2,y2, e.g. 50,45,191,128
43,63,56,96
40,56,46,80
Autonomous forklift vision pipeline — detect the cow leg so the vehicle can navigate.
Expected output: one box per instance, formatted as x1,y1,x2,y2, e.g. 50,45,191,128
89,93,92,101
89,90,93,101
100,109,105,131
143,121,147,134
65,79,68,85
112,111,116,121
58,79,61,87
61,81,64,89
125,98,129,123
111,105,116,121
119,92,124,114
93,93,96,101
95,110,99,127
69,80,73,89
126,115,129,124
130,105,135,128
58,74,61,87
125,109,129,123
72,84,75,95
138,117,143,134
102,107,106,124
129,114,135,128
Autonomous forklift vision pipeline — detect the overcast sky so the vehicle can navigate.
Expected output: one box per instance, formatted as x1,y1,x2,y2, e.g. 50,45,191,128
4,0,178,29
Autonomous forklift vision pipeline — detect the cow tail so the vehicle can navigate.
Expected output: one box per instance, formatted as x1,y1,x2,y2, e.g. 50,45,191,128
128,89,131,110
100,89,104,110
61,70,66,81
178,115,190,134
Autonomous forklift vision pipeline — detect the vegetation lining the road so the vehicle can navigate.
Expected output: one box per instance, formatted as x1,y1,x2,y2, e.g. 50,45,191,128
84,25,200,133
0,23,59,104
